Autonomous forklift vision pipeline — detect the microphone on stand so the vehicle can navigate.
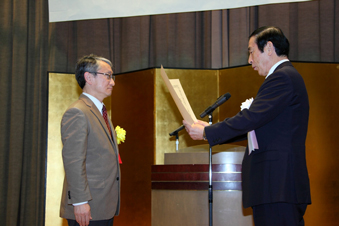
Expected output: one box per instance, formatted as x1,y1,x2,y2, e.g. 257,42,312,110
169,125,185,136
169,125,185,152
200,92,231,118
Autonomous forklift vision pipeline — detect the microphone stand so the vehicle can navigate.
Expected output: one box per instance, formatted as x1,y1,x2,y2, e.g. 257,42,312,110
199,92,231,226
207,114,213,226
169,125,185,152
174,132,179,152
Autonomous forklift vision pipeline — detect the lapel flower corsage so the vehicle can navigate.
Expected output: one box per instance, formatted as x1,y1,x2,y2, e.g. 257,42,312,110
240,98,254,111
115,126,126,145
240,98,259,155
115,126,126,164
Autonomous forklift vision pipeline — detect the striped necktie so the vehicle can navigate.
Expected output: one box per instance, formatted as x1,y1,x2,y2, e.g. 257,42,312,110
102,105,122,164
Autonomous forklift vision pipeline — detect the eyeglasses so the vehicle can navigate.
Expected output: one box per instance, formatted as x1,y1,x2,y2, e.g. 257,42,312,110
88,71,115,81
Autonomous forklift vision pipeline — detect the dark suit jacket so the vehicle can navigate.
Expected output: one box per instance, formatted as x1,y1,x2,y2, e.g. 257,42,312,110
205,61,311,208
60,94,120,220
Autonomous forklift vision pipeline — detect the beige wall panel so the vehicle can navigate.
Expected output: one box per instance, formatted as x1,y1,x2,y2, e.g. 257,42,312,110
152,190,253,226
46,73,111,226
155,68,219,164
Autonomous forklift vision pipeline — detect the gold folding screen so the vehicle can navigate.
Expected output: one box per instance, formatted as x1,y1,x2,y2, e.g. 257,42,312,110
154,68,219,164
46,63,339,226
46,73,111,226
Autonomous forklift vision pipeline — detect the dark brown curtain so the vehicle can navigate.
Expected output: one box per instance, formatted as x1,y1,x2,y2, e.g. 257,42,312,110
0,0,49,225
0,0,338,225
48,0,339,74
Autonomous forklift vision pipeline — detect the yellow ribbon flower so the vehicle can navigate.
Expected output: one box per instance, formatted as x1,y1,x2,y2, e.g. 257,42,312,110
115,126,126,145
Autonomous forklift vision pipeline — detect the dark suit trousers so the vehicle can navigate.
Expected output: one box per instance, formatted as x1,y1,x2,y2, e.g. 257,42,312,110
252,203,307,226
67,218,114,226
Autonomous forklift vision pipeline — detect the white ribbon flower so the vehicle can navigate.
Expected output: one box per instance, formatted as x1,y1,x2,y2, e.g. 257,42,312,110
240,97,254,111
240,98,259,155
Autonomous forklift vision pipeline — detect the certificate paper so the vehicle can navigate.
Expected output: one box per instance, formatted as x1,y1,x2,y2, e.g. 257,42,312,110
160,65,197,125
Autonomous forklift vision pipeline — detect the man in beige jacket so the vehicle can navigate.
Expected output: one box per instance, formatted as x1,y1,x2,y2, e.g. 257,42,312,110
60,54,120,226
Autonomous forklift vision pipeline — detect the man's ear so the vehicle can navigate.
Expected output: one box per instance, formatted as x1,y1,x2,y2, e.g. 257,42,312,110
266,41,274,56
84,72,93,85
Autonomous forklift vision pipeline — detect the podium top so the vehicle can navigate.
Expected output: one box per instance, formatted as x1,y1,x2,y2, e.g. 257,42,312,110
165,144,246,165
178,144,246,153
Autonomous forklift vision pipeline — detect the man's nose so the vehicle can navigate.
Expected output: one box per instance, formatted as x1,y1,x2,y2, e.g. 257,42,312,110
110,78,115,86
248,55,252,64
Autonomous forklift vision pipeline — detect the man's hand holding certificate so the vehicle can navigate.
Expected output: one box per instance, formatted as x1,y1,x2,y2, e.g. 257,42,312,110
182,119,209,141
161,65,210,141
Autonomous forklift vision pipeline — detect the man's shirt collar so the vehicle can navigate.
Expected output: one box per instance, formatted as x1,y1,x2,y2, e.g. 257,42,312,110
266,59,289,79
82,92,104,115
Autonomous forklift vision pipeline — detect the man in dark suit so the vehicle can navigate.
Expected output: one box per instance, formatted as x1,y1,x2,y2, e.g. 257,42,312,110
60,54,120,226
183,26,311,226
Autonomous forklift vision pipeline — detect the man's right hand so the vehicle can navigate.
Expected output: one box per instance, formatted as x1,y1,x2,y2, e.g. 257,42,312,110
74,203,92,226
183,120,209,140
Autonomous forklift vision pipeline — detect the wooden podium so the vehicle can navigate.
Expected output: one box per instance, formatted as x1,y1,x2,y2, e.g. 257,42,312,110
151,144,254,226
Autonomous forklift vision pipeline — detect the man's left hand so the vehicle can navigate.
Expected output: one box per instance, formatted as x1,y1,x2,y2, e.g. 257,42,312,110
74,203,92,226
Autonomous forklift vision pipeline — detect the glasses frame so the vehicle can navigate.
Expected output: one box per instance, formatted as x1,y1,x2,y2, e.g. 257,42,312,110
88,71,115,81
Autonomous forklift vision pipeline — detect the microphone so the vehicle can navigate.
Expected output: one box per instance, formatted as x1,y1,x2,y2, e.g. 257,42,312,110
200,92,231,118
169,125,185,136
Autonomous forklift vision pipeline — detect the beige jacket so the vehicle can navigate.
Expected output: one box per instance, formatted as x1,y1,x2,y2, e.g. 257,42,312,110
60,94,120,220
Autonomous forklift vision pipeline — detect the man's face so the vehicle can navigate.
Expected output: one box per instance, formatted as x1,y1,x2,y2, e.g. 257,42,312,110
248,36,270,76
91,61,115,101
